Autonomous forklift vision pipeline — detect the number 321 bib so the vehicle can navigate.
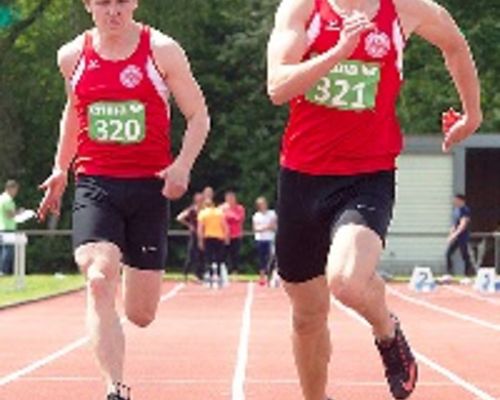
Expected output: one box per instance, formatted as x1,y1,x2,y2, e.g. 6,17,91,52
306,60,381,111
88,100,146,144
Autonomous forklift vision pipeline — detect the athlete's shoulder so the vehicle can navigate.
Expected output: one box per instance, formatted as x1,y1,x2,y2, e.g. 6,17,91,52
150,28,185,59
393,0,449,37
57,33,86,79
149,28,188,75
274,0,315,28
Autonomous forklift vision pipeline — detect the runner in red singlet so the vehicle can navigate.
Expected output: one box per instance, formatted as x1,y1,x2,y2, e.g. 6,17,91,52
267,0,481,399
37,1,209,399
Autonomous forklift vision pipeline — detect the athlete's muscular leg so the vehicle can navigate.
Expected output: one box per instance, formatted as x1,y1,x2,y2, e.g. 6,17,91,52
75,242,124,392
123,266,163,328
283,277,331,400
327,225,394,340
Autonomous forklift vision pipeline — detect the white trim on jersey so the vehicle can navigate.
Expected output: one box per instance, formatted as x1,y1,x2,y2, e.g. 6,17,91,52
306,13,322,47
393,19,405,79
70,57,86,91
146,56,171,120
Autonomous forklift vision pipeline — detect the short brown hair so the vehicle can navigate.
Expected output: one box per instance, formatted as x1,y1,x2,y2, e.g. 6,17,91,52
5,180,19,190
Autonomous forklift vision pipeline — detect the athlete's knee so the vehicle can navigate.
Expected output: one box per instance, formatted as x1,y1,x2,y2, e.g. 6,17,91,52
330,273,366,309
75,243,121,275
126,307,156,328
291,299,330,336
76,245,121,302
86,264,118,304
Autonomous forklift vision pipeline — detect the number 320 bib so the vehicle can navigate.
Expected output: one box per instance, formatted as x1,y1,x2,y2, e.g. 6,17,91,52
306,60,381,111
88,101,145,144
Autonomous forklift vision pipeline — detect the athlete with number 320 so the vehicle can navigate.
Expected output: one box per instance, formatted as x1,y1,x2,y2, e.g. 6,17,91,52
37,0,210,399
267,0,481,399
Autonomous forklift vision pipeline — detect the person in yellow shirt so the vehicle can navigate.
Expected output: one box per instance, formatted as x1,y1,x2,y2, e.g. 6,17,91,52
197,198,229,287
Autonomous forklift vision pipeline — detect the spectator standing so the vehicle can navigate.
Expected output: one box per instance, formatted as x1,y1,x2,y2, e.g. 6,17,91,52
446,194,475,276
0,180,20,275
202,186,214,202
221,191,246,275
177,193,204,281
252,196,277,285
198,199,229,287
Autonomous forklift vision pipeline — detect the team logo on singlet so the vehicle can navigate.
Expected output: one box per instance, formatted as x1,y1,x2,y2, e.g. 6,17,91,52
364,31,391,58
88,59,100,71
120,64,143,89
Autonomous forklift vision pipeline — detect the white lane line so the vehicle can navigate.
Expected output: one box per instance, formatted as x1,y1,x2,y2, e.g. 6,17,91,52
443,286,500,306
332,298,497,400
232,282,254,400
0,337,90,387
387,286,500,332
159,283,184,302
0,283,184,387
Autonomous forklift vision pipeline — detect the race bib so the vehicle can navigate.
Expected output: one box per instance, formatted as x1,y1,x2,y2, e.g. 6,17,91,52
306,60,381,111
88,101,146,144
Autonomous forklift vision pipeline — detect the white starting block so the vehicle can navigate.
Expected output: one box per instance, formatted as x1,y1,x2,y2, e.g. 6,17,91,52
1,232,28,289
474,268,498,294
409,266,436,293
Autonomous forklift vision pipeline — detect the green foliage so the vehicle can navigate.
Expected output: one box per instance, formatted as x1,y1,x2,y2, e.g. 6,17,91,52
0,0,498,271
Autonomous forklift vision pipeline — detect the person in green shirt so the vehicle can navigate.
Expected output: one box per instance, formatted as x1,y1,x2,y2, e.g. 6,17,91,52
0,180,19,274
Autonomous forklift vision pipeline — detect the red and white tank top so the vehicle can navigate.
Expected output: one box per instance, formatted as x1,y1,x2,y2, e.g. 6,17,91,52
71,25,173,178
281,0,406,176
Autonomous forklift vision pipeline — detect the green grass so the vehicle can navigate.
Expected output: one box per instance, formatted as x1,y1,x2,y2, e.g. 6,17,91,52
0,271,420,308
0,274,85,308
0,271,259,308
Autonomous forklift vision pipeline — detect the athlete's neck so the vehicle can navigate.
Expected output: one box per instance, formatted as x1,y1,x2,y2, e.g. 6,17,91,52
329,0,379,15
93,21,141,60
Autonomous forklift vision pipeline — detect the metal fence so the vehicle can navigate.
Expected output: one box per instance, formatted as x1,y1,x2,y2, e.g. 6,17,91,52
2,230,499,289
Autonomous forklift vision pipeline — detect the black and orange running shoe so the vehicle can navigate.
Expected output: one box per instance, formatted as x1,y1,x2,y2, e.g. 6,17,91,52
376,316,418,399
107,383,131,400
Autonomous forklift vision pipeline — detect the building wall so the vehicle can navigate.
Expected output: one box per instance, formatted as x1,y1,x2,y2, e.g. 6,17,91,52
381,145,453,274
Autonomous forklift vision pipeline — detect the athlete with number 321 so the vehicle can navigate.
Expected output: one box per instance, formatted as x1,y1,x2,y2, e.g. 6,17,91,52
37,0,209,399
267,0,481,399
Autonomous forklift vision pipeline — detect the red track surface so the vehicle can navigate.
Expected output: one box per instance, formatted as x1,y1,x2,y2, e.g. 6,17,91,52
1,282,499,400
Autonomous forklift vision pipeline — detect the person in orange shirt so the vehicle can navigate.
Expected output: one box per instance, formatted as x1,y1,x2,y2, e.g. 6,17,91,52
198,198,229,287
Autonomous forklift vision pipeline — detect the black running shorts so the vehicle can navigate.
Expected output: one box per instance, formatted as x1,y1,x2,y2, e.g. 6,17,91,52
72,175,169,270
276,167,395,283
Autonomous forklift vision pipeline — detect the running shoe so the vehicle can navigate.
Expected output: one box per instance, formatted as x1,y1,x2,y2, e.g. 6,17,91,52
107,383,131,400
107,395,128,400
376,316,418,399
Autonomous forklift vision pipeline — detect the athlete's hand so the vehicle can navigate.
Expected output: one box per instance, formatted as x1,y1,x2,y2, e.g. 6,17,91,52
336,11,375,59
37,169,68,222
156,160,190,200
441,108,481,152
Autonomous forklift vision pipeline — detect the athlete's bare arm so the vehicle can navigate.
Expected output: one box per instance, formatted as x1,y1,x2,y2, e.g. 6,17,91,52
38,37,83,221
176,207,194,230
267,0,374,105
396,0,482,151
152,31,210,200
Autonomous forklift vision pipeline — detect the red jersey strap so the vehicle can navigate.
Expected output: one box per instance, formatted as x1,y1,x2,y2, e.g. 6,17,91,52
318,0,334,16
377,0,391,22
136,24,151,56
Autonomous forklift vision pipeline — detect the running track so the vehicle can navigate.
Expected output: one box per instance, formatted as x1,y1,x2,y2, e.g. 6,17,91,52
1,282,499,399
